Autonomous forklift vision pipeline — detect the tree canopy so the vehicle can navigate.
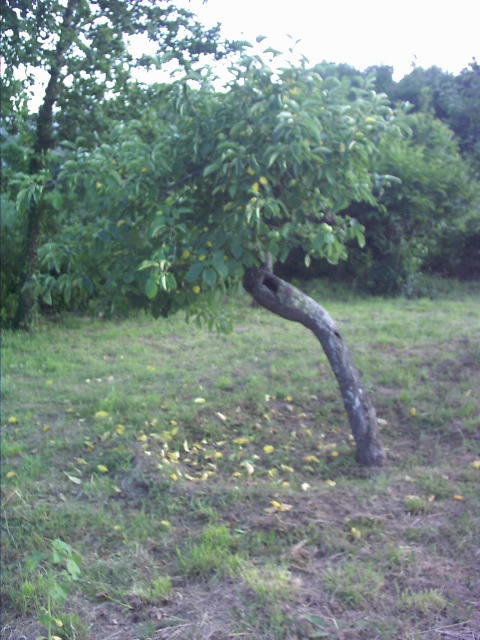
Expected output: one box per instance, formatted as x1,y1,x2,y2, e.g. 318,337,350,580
1,0,236,140
13,58,408,323
1,1,479,327
0,0,240,327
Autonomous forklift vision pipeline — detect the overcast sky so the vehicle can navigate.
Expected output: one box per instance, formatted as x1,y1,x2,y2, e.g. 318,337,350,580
180,0,479,79
19,0,480,111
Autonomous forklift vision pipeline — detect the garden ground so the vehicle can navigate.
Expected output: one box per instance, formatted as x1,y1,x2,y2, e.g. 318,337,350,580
1,279,480,639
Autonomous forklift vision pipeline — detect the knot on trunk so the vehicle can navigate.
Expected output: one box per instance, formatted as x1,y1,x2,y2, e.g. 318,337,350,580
243,267,279,296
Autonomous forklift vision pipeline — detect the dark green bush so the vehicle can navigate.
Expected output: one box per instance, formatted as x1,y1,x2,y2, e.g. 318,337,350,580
344,113,479,294
0,195,24,325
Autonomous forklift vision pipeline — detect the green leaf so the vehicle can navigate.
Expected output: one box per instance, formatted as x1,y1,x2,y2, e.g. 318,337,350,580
186,262,204,283
106,170,123,187
16,187,29,210
145,276,158,299
63,284,72,304
66,557,81,581
267,239,279,257
149,221,166,239
202,267,217,287
203,163,221,178
267,151,280,168
165,272,177,290
301,613,329,637
39,612,53,627
212,251,228,277
231,237,243,260
356,229,366,248
313,230,326,251
26,553,43,574
138,259,158,271
263,46,283,57
50,582,68,605
42,291,52,305
51,189,62,211
52,539,71,563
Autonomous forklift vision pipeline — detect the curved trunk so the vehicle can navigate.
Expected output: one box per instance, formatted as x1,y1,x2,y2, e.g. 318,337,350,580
243,266,386,467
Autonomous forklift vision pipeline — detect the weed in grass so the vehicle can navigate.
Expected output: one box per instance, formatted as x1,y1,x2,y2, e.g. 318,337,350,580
378,543,415,571
24,539,82,640
237,598,293,639
404,525,440,544
19,578,39,613
215,374,235,391
134,619,158,639
128,508,158,544
176,524,244,578
323,560,385,608
241,528,279,556
399,587,447,614
17,453,47,481
404,494,431,515
2,439,26,457
83,558,134,602
82,473,115,500
415,470,456,500
308,522,351,556
240,562,293,604
150,575,172,601
59,614,88,640
439,509,480,558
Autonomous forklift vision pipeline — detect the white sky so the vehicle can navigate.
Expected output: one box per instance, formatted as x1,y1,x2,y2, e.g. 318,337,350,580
18,0,480,111
181,0,480,79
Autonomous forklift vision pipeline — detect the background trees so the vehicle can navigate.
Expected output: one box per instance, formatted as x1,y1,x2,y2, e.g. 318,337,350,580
371,61,480,172
278,62,480,294
336,111,479,294
1,2,479,327
1,0,238,327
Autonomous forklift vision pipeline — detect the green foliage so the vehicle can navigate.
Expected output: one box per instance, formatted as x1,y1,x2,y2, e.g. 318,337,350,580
25,538,82,640
370,61,480,172
176,524,243,577
426,214,480,279
340,112,479,294
1,0,241,328
1,0,237,144
31,59,404,320
0,195,24,324
2,0,479,326
0,137,72,324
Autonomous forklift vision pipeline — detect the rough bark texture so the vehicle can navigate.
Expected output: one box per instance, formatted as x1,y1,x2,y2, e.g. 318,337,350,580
243,266,386,467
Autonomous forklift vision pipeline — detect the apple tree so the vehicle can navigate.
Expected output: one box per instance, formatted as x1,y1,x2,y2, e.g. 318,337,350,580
34,56,408,465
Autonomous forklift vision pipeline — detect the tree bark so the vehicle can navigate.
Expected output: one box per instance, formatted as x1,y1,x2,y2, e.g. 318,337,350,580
243,266,386,467
13,0,80,329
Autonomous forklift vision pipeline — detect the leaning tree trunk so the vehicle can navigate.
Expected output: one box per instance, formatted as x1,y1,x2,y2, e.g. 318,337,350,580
243,266,386,467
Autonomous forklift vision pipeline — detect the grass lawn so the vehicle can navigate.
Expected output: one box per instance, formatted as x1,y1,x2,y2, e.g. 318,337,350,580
1,279,480,639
